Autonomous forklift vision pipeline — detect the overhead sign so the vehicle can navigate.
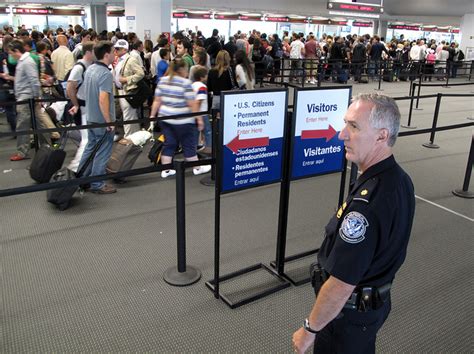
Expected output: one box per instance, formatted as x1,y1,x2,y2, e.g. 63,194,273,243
352,21,373,27
220,89,287,193
13,8,51,15
327,2,383,13
389,24,421,31
291,87,351,179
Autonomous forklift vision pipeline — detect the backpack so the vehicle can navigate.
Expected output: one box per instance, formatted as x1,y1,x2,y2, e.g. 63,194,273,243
62,62,87,125
252,48,262,62
457,50,465,61
63,62,86,87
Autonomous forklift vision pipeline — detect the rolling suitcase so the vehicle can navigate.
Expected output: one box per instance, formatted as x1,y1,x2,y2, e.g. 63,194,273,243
106,140,142,174
29,144,66,183
47,133,108,211
358,73,369,84
383,69,394,82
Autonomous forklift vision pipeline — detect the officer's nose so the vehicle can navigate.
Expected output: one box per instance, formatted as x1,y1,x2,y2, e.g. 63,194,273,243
339,124,348,141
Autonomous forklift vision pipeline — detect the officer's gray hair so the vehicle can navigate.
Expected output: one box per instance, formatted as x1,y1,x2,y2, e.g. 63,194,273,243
352,93,401,147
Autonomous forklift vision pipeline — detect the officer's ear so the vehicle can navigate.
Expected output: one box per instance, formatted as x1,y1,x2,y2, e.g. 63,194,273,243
377,128,389,144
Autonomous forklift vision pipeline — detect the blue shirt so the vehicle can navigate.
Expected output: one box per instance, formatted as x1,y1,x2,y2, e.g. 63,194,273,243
156,60,169,84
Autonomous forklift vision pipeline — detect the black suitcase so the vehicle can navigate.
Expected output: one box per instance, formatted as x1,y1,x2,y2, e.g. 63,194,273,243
47,133,108,211
383,69,393,82
29,144,66,183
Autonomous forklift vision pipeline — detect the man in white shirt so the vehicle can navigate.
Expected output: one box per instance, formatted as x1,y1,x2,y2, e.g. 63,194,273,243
66,42,94,172
290,33,305,83
150,37,169,78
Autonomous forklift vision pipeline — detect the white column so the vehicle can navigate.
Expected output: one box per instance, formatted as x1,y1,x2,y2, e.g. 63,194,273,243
459,13,474,54
89,4,107,33
124,0,172,43
378,20,388,40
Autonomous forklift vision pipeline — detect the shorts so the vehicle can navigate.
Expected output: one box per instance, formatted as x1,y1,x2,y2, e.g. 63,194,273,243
160,122,198,158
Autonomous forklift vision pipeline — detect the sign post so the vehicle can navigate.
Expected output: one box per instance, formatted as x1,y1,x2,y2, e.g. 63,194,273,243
206,88,291,309
273,86,352,284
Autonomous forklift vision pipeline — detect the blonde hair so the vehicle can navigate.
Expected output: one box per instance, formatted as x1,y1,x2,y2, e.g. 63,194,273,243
215,50,230,77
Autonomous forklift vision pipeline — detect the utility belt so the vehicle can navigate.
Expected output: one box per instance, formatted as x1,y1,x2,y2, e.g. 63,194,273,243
310,262,391,312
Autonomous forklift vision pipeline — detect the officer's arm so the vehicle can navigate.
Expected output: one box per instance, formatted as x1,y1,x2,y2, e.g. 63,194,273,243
307,275,355,331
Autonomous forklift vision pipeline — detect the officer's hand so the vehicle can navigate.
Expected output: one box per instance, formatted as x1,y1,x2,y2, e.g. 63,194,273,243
292,327,315,354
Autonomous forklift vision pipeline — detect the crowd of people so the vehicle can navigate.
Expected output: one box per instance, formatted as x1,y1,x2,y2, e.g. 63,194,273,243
0,24,467,193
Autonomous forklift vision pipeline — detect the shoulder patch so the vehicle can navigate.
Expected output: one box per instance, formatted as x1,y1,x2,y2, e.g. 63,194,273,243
339,211,369,244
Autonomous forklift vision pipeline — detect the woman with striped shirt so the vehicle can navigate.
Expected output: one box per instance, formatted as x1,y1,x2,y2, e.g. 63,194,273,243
149,60,211,178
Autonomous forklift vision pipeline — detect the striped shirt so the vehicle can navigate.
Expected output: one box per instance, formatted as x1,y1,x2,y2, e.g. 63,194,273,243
156,75,196,125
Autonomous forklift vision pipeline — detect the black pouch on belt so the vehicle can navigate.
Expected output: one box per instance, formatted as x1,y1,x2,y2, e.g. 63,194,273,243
309,262,327,296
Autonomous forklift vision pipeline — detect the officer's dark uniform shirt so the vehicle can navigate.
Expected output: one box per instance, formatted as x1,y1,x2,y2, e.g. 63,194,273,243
318,155,415,288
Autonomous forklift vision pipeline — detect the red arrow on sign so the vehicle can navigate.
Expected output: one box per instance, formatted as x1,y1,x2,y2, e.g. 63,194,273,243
226,135,269,154
301,125,337,142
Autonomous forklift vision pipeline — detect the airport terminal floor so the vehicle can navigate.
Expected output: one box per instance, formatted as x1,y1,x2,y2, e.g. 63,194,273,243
1,78,473,352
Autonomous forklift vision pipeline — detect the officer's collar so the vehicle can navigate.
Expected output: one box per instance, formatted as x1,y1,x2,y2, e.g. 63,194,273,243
351,155,396,193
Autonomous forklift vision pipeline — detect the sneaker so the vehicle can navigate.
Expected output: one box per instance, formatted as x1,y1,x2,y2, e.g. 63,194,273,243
10,153,28,161
201,147,212,155
193,165,212,175
311,78,317,84
197,144,206,152
91,184,117,194
161,169,176,178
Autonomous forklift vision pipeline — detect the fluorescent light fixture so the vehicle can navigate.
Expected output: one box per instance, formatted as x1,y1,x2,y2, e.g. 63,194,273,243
328,10,380,19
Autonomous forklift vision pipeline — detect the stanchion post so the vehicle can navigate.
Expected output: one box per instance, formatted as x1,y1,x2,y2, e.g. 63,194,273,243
163,160,202,286
422,93,442,149
200,108,217,186
402,91,417,129
275,111,292,275
317,60,322,87
338,156,348,207
29,98,40,151
375,60,383,91
452,136,474,198
415,75,423,109
445,62,451,88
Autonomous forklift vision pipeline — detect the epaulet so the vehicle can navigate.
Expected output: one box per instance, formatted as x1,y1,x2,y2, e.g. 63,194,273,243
352,177,379,203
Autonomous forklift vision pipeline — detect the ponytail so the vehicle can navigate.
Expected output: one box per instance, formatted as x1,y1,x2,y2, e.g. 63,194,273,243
167,60,187,80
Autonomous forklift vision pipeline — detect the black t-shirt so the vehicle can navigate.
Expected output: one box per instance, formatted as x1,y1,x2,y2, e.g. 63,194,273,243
207,67,235,95
318,155,415,288
352,44,366,62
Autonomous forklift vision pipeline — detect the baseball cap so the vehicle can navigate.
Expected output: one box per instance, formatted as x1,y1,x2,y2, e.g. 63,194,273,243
114,39,129,50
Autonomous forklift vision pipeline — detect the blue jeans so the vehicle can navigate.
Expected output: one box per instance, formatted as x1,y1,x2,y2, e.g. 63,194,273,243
78,127,114,190
0,89,17,132
203,115,212,147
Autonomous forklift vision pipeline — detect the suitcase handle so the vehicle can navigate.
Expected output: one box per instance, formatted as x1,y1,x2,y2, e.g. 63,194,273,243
76,132,110,178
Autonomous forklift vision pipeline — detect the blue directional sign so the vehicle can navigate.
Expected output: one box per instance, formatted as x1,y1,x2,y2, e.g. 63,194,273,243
220,89,287,193
291,87,351,179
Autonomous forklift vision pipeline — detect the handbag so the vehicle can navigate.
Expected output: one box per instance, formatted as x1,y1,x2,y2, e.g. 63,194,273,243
148,134,166,165
228,67,239,90
121,57,153,109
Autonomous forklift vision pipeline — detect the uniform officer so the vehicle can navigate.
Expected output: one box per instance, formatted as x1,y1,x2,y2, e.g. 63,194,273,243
292,93,415,353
